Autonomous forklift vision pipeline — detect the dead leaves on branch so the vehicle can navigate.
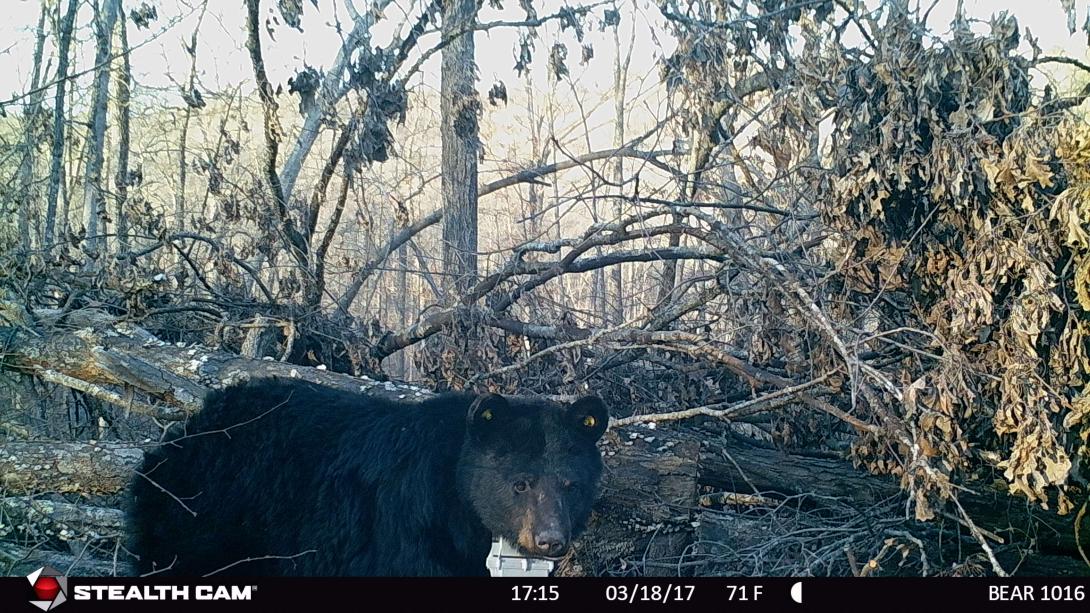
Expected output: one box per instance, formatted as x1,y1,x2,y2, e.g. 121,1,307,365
810,10,1090,516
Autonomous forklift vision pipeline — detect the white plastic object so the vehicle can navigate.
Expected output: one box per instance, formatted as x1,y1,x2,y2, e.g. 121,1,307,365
485,538,555,577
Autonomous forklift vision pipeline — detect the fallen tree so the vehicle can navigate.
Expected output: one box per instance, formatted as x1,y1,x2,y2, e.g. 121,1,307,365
1,303,1086,576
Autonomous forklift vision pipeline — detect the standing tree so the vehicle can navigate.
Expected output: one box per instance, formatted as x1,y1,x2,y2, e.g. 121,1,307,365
112,4,133,255
81,0,121,258
608,5,630,325
440,0,480,294
16,3,49,252
43,0,81,245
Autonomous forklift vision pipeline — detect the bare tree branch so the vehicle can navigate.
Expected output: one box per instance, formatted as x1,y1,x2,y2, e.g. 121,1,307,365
243,0,309,269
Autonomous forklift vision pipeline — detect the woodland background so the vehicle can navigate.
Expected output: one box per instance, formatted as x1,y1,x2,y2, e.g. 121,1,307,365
1,0,1090,577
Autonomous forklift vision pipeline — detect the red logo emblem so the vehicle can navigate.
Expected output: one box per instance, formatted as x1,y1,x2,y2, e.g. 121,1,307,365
26,566,67,611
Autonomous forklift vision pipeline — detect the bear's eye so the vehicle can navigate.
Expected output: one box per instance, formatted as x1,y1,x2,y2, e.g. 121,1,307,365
513,480,531,494
480,408,494,421
582,415,596,428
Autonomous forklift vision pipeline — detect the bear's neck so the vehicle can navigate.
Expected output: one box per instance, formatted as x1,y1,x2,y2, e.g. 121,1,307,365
432,492,492,575
413,417,493,575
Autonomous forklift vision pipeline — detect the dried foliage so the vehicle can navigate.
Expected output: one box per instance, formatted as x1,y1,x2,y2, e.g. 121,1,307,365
651,1,1090,567
783,9,1090,517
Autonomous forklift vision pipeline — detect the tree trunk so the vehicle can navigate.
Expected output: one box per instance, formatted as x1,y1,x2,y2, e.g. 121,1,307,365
243,0,309,271
396,244,409,377
81,0,120,258
174,9,206,232
44,0,80,245
57,125,78,242
440,0,480,295
16,4,49,252
113,6,132,255
277,0,394,202
609,20,632,325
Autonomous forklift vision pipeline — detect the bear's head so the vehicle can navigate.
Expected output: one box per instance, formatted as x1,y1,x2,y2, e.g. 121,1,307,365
457,393,608,558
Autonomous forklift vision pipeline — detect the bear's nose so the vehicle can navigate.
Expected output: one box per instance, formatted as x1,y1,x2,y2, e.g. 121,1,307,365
534,530,568,556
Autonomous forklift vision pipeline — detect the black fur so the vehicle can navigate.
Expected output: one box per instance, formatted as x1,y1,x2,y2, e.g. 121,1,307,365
127,378,607,576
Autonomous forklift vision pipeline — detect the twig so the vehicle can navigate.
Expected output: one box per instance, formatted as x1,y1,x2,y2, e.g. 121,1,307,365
609,373,833,427
950,494,1008,576
133,469,197,518
32,368,182,419
939,510,1004,544
203,550,316,577
888,530,930,577
1036,55,1090,74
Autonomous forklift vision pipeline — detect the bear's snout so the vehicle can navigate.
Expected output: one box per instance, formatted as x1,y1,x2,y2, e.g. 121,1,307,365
515,483,573,558
533,527,568,557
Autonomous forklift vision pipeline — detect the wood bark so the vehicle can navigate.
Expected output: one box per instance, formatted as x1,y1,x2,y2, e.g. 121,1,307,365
16,3,49,251
81,0,121,256
440,0,480,294
113,6,132,254
43,0,80,244
1,442,143,495
1,497,125,537
173,8,206,231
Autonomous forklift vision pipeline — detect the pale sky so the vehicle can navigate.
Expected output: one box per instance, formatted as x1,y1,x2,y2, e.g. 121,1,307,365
0,1,1086,113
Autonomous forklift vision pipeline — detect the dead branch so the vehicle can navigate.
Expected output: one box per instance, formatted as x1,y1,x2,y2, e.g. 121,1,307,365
0,300,429,420
243,0,308,269
0,442,143,495
609,373,835,427
1,496,126,536
334,147,679,315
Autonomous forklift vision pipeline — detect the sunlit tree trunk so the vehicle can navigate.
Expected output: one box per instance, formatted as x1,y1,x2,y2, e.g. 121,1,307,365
440,0,479,295
113,5,132,255
175,9,207,232
609,18,633,325
44,0,80,245
16,3,49,252
81,0,121,258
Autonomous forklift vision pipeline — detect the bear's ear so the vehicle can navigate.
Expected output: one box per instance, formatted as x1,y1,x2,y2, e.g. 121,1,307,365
467,393,510,431
567,396,609,441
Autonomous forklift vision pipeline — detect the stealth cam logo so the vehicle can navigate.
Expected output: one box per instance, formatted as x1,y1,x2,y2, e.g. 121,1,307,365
26,566,68,611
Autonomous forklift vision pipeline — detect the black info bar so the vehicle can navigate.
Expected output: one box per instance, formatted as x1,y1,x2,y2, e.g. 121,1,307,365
3,577,1087,612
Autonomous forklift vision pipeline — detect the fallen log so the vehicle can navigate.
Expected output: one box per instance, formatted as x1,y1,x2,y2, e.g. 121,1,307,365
0,302,431,422
697,432,1089,560
0,541,132,577
2,303,1086,576
0,442,143,495
2,426,1087,576
0,496,126,542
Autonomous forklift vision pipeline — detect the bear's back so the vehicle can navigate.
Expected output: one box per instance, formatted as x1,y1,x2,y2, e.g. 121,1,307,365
128,378,481,576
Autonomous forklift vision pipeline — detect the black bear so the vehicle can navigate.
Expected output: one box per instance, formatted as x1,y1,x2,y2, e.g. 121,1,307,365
127,377,608,576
